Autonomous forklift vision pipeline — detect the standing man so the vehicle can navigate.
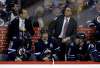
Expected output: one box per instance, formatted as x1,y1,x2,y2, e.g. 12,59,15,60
52,5,77,60
7,8,34,61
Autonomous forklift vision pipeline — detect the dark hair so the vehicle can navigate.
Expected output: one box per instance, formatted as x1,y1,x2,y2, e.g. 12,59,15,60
18,8,26,15
18,8,23,15
62,5,71,15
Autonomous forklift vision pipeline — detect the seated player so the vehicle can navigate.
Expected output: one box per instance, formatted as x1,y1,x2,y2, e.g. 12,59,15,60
75,32,100,61
34,29,60,61
75,32,91,61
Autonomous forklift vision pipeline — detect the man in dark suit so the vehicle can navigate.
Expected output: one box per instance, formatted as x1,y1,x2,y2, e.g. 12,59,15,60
50,5,77,60
7,8,34,61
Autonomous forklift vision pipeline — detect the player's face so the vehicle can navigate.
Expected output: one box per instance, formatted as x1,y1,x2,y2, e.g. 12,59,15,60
42,33,48,41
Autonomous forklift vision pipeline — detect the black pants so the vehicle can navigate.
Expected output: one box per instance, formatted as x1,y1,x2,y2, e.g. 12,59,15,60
57,38,77,61
55,38,68,61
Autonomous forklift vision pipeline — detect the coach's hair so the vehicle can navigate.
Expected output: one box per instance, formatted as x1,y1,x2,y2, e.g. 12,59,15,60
62,5,72,15
18,8,26,15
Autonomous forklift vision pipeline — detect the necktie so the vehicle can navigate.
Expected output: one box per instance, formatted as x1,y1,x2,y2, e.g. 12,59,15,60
62,18,69,38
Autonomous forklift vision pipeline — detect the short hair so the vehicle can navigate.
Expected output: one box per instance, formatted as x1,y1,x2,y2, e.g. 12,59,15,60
19,8,23,15
18,8,26,15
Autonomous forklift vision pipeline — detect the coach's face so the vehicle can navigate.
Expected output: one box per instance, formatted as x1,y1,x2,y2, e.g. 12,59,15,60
64,7,72,17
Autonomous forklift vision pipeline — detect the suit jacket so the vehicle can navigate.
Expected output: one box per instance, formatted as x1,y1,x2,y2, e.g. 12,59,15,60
54,15,77,39
7,17,34,41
